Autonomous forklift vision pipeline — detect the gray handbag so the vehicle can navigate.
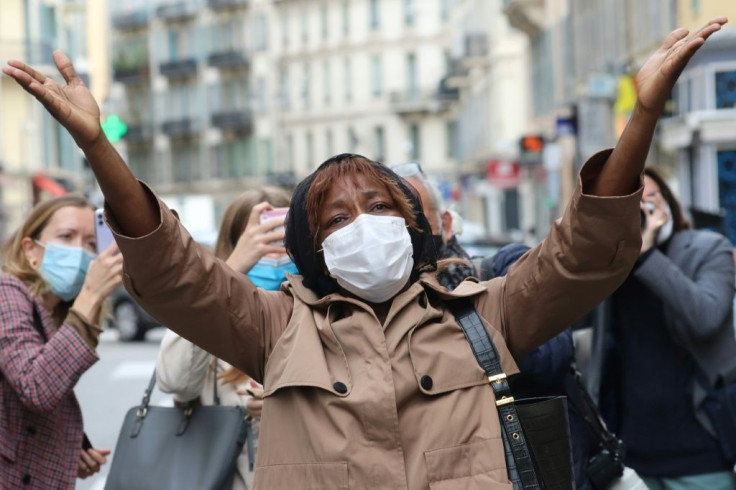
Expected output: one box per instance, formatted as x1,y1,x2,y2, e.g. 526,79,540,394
105,367,250,490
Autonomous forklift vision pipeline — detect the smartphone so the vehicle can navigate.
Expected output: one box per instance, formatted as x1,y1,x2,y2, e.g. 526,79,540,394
95,208,115,254
82,433,93,450
260,207,289,246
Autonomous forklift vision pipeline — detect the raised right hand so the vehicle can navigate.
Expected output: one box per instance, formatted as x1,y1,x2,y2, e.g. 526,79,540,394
3,50,102,148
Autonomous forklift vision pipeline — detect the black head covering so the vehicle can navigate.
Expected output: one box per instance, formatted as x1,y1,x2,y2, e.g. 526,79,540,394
284,154,437,297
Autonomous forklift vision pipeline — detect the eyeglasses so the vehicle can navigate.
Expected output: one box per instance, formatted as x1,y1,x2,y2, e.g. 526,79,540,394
390,162,425,178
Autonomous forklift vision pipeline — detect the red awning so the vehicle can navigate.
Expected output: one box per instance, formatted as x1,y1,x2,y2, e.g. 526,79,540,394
32,174,68,197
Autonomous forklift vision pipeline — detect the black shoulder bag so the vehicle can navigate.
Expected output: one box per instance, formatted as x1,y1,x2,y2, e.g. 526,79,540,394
563,366,625,488
447,298,575,490
105,365,250,490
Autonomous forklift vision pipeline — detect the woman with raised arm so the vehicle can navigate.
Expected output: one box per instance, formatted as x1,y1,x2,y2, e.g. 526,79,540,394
4,18,726,490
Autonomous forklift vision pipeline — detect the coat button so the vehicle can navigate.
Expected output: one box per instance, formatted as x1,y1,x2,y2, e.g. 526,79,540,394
421,375,433,390
26,426,36,436
21,474,31,485
333,382,348,394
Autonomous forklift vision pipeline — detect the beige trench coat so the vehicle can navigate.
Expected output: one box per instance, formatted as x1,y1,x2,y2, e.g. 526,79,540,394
110,153,642,490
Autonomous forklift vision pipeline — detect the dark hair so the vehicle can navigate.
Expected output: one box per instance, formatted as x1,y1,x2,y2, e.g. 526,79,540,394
643,167,691,232
284,153,436,296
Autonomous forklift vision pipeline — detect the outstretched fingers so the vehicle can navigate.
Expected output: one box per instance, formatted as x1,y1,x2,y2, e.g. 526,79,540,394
4,59,48,85
53,50,82,86
660,28,689,51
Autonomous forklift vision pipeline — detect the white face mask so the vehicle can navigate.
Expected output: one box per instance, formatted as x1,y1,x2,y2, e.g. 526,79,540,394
322,214,414,304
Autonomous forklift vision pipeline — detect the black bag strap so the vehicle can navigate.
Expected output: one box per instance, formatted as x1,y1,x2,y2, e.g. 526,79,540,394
212,359,221,406
565,365,621,451
447,297,541,489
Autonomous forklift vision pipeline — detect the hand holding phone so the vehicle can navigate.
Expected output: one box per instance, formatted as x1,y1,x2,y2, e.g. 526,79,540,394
259,207,289,246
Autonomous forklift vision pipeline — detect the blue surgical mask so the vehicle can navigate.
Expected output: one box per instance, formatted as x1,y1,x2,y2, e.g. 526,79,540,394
246,256,298,291
36,241,95,301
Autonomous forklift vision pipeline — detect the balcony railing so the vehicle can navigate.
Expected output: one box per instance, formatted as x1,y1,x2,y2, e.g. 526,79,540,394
111,10,149,30
211,110,253,133
207,51,249,70
390,90,459,116
156,2,199,21
159,58,198,78
113,64,150,83
162,118,199,138
208,0,248,11
123,124,154,142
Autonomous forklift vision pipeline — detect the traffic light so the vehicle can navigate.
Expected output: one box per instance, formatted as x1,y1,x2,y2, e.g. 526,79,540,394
519,134,545,165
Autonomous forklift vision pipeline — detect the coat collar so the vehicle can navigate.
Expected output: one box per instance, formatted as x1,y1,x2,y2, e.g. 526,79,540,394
283,272,488,309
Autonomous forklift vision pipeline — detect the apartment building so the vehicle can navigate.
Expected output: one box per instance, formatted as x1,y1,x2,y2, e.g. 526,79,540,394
503,0,679,231
0,0,104,239
658,0,736,243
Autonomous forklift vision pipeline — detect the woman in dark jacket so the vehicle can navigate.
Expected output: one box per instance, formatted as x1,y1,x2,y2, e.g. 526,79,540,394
594,167,736,489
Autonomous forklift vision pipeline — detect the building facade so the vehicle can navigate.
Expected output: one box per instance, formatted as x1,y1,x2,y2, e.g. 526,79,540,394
108,0,532,238
0,0,105,240
659,0,736,243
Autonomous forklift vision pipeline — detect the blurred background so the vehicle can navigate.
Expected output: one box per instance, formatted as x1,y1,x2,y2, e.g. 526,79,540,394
1,0,736,248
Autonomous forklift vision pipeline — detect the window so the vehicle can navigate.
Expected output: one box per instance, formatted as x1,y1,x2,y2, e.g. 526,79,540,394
323,61,331,105
446,120,458,159
409,123,420,160
279,67,290,110
371,55,382,97
440,0,449,21
326,129,334,156
344,58,352,102
404,0,416,26
282,12,289,47
306,131,314,167
321,4,329,40
374,126,385,162
369,0,380,30
406,53,417,95
301,7,309,43
172,141,198,182
252,13,268,52
342,1,350,36
212,140,247,179
303,63,311,108
348,127,358,152
715,70,736,109
287,133,295,169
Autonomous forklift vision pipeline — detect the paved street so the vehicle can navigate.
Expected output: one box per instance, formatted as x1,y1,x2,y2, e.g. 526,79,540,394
74,327,172,490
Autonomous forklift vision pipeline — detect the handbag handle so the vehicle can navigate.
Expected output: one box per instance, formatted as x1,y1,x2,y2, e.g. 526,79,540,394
447,298,541,489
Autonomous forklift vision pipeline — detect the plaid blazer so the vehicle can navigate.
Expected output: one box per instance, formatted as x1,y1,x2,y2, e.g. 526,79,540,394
0,274,98,489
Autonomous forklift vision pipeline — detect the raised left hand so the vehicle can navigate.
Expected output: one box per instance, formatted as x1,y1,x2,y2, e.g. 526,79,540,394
636,17,727,119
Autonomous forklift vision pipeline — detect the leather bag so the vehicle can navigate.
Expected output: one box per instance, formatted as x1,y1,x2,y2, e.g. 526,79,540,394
447,298,575,490
104,368,249,490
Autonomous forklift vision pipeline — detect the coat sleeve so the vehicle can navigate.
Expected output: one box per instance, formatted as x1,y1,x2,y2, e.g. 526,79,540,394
106,184,293,384
634,232,735,342
0,277,98,412
156,329,212,402
490,150,643,359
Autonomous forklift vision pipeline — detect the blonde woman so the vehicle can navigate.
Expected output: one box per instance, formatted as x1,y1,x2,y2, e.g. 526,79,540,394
0,195,123,489
156,187,292,489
